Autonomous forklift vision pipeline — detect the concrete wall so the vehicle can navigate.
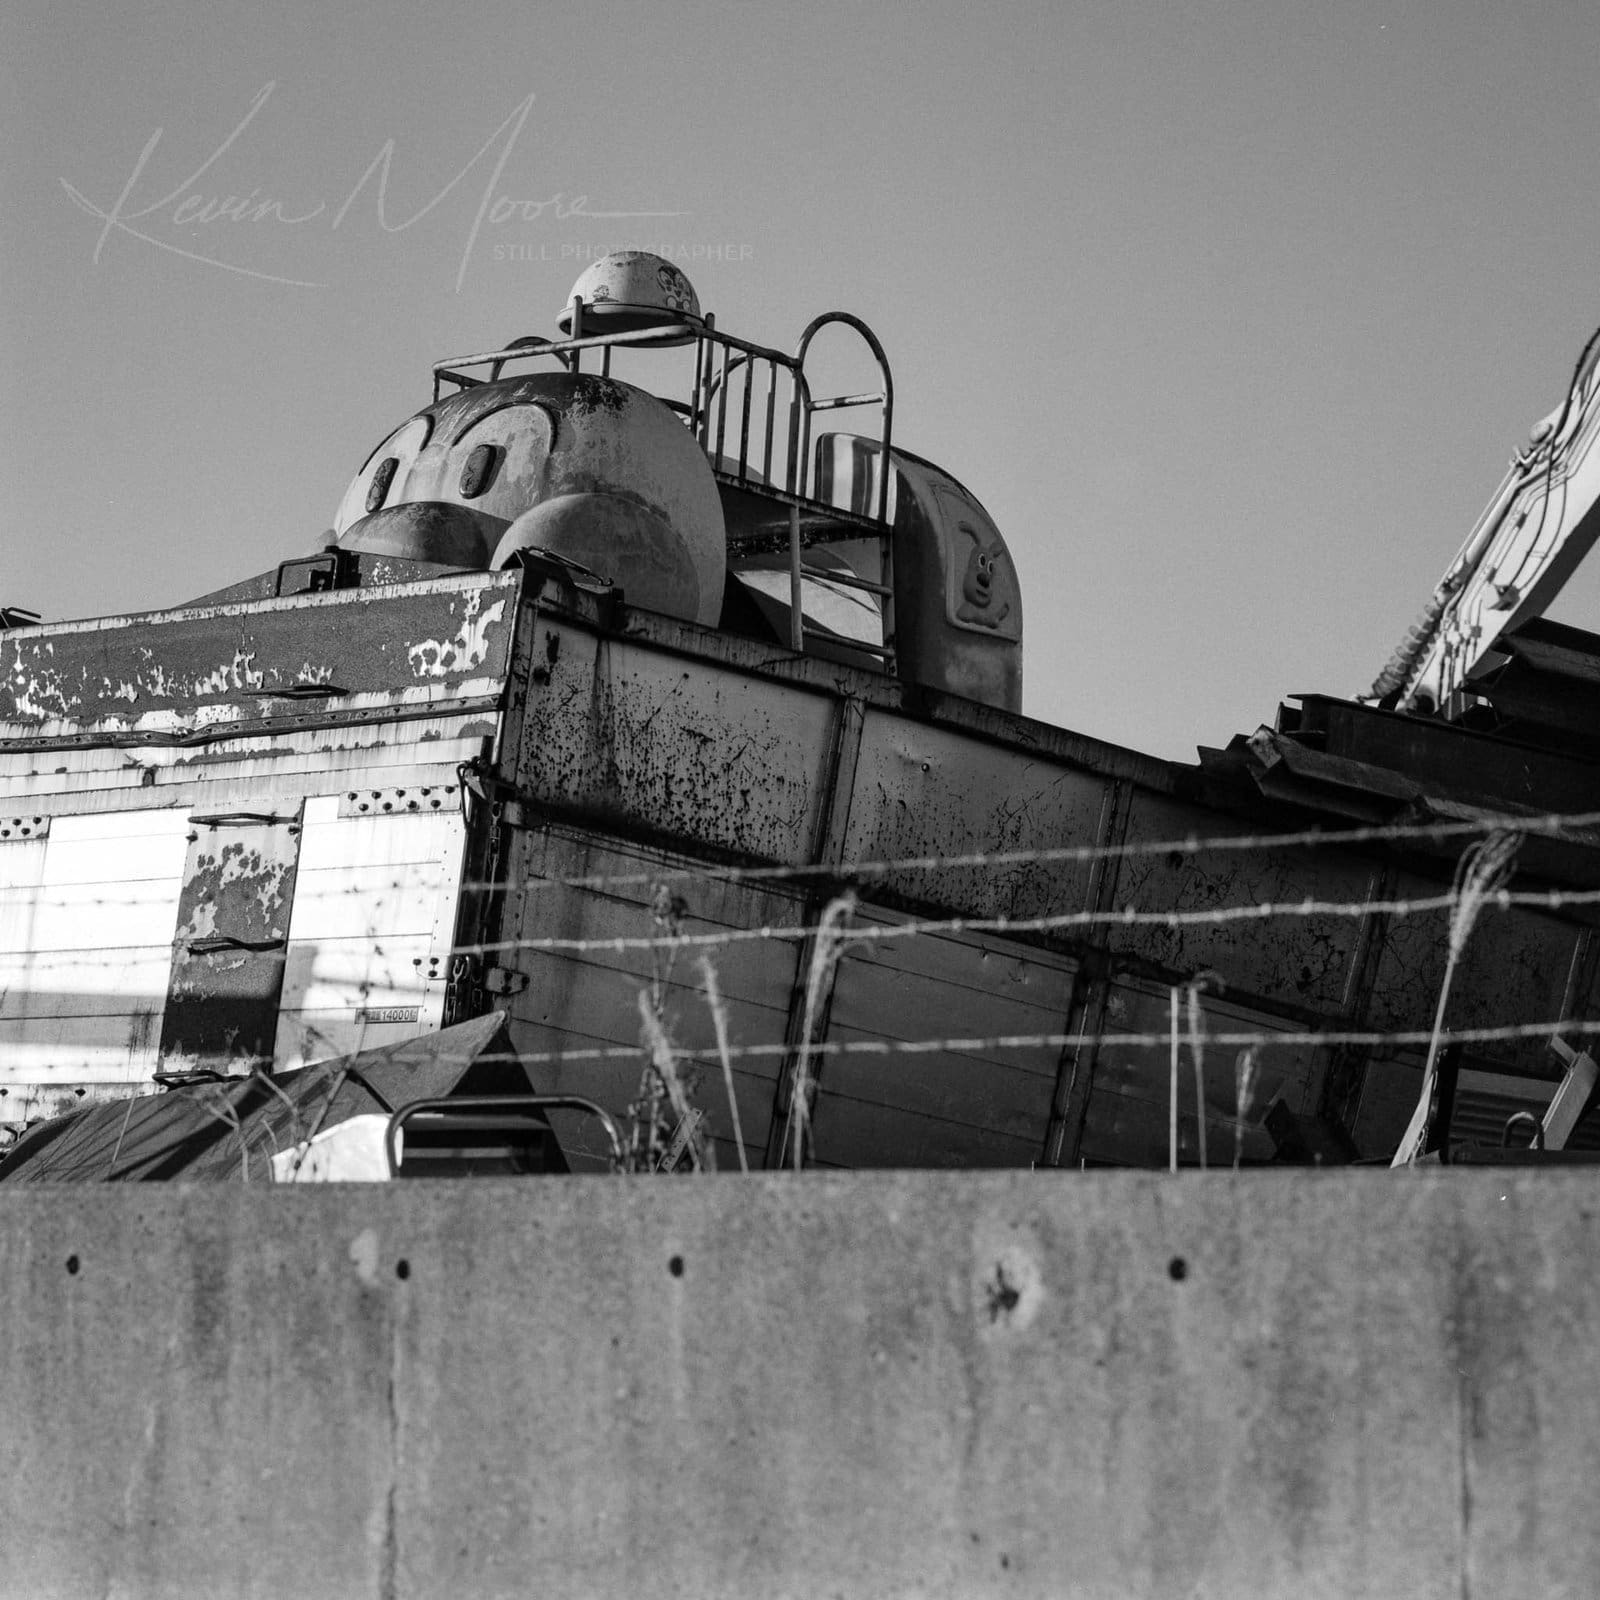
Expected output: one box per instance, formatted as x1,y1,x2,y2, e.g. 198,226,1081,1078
1,1169,1595,1598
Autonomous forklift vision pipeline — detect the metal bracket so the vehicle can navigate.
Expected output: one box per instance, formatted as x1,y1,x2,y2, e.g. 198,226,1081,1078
0,815,48,843
444,953,485,1027
189,811,298,829
483,965,529,997
254,682,349,701
187,935,288,955
274,547,356,597
656,1108,706,1173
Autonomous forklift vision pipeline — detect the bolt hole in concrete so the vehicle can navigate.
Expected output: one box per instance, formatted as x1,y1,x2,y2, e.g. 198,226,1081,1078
668,1254,685,1278
1168,1256,1188,1282
65,1254,80,1276
395,1259,411,1281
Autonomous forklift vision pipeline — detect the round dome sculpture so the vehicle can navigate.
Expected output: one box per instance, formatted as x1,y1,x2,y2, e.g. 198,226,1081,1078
330,370,725,625
557,252,703,343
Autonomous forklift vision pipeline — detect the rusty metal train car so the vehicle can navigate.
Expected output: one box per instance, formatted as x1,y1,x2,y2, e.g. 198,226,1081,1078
4,253,1598,1173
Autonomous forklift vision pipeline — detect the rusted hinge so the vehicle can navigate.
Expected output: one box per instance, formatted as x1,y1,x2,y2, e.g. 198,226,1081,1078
455,760,542,832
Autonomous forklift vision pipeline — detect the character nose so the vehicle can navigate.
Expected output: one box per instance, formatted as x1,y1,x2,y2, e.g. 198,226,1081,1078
336,501,502,569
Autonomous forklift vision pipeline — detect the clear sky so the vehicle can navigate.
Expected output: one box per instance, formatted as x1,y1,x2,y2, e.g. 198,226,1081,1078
6,1,1600,761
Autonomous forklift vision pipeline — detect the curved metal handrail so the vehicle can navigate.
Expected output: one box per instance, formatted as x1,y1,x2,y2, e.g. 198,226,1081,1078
385,1094,625,1176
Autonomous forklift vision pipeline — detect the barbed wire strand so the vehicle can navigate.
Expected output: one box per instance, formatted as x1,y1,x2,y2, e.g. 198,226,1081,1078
503,1017,1600,1070
449,805,1600,899
455,880,1600,961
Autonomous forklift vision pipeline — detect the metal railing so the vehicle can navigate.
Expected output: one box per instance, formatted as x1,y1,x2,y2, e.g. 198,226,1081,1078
432,304,897,669
386,1093,624,1176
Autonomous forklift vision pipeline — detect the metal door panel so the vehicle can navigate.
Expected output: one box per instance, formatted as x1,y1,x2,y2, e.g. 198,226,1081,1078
1110,792,1372,1013
0,810,189,1104
272,802,465,1071
842,712,1105,920
499,828,802,1171
157,813,303,1074
515,629,838,864
807,1096,1042,1170
811,909,1074,1167
1080,978,1320,1168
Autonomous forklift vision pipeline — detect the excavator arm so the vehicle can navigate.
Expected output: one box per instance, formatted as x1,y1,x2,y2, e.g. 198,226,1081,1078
1370,327,1600,716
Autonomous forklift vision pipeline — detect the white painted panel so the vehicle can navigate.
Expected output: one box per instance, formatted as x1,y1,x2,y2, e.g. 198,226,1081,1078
279,937,435,1009
0,809,189,1100
0,837,47,951
32,811,191,886
0,836,47,892
0,950,172,1019
2,886,188,955
285,866,460,942
295,810,468,874
273,806,464,1072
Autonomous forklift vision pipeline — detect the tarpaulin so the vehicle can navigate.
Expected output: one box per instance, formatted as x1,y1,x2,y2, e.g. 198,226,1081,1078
0,1014,535,1183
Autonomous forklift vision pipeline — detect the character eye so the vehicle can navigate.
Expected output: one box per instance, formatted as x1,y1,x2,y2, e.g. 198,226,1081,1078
367,456,399,514
458,443,500,500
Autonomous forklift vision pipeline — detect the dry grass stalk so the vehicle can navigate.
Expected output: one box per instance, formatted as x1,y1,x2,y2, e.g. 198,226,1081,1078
1186,980,1210,1171
1168,987,1180,1173
789,892,858,1172
637,987,714,1172
1233,1047,1258,1171
1392,829,1522,1167
698,954,748,1173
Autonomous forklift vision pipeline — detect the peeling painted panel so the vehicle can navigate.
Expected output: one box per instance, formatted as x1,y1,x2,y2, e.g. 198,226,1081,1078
0,729,488,807
0,810,188,1101
501,828,804,1171
1080,978,1321,1167
157,813,303,1075
515,625,837,863
842,713,1105,919
0,572,519,733
811,910,1073,1167
1108,793,1373,1011
272,797,464,1071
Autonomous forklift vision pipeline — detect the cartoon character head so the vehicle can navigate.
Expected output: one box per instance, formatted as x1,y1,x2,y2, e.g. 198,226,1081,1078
330,371,725,624
955,523,1013,630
